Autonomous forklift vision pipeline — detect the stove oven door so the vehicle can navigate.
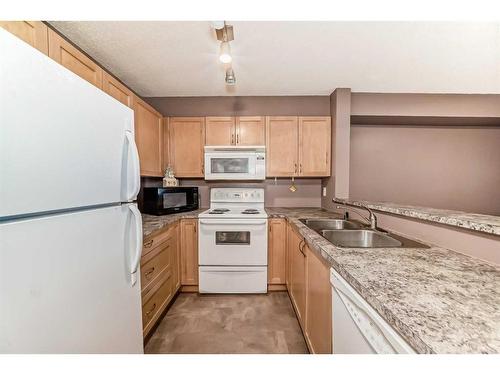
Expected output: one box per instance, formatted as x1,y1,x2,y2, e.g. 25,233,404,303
198,219,268,266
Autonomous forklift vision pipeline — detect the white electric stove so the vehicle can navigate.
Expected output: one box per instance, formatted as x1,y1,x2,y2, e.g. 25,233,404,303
198,188,268,294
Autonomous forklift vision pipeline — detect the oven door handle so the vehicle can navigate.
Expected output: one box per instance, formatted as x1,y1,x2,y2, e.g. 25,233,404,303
199,219,267,225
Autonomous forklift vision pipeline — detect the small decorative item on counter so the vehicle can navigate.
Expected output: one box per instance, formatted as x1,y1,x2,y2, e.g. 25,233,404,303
289,176,297,192
163,165,179,187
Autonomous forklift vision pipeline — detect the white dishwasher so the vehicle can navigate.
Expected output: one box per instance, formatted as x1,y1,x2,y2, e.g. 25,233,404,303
330,268,416,354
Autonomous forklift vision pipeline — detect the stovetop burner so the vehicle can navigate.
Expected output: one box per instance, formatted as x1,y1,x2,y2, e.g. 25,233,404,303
209,208,230,214
242,209,260,214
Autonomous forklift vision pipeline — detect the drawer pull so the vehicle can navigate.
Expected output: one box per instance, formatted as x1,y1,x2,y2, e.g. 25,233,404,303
145,303,156,316
144,240,154,248
145,267,155,279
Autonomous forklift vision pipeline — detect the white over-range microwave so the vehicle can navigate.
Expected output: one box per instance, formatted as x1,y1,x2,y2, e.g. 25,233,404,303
204,146,266,180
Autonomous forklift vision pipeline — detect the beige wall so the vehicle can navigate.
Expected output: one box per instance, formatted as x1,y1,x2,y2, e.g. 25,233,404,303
180,179,322,208
144,96,330,116
349,125,500,215
321,88,351,208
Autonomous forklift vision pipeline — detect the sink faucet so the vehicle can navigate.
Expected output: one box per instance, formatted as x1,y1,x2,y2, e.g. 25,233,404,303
333,198,378,230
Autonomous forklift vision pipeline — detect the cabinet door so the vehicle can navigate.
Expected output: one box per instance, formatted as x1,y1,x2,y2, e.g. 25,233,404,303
205,116,235,146
134,97,163,176
171,222,181,292
299,116,331,177
162,117,170,172
266,116,298,177
0,21,48,54
102,72,134,108
236,116,265,145
180,219,198,286
169,117,205,177
305,245,332,353
289,226,307,325
48,29,103,89
268,219,287,285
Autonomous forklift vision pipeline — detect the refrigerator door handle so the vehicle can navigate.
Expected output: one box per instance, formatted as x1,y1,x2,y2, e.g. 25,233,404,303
128,204,143,286
125,130,141,201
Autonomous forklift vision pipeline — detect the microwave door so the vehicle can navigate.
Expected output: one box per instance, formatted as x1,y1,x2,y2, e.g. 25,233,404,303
205,153,256,180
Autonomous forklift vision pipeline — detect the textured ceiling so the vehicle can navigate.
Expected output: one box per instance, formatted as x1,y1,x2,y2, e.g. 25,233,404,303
49,21,500,97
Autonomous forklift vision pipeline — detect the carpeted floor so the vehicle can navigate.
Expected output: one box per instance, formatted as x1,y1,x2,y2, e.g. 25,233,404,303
144,292,309,354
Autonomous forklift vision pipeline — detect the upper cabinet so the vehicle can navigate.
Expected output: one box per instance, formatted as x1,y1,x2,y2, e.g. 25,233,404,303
134,98,163,177
169,117,205,178
266,116,299,177
205,117,235,146
48,29,103,89
205,116,265,146
0,21,48,54
102,72,134,109
298,116,331,176
266,116,331,177
236,116,265,146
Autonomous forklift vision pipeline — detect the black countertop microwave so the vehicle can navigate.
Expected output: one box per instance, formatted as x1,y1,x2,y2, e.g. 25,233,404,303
142,187,199,216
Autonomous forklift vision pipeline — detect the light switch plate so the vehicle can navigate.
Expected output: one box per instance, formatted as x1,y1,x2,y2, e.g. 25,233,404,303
322,187,327,197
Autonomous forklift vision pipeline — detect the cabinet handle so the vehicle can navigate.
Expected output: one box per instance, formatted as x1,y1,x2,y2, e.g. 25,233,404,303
144,240,154,248
299,164,302,174
201,164,204,174
299,239,306,256
236,133,239,144
294,163,298,174
231,134,235,145
145,303,156,316
144,267,155,279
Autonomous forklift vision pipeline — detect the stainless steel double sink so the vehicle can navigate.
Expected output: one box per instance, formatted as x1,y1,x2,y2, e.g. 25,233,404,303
299,219,429,249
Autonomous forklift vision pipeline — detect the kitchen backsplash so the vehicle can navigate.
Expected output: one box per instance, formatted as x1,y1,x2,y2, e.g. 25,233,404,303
139,177,322,209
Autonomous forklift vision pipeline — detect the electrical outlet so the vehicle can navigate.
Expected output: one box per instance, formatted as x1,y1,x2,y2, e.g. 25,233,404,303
322,187,327,197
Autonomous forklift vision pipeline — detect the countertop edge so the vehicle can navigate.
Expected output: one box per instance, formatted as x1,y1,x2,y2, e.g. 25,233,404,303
334,199,500,236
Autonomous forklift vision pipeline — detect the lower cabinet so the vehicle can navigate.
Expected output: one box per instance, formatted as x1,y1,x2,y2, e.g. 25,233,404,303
268,218,287,289
180,219,199,289
304,243,332,354
288,225,307,325
141,222,180,338
287,221,332,354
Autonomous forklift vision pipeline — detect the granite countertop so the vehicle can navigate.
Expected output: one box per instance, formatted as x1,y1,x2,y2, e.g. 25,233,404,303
142,208,207,238
334,199,500,236
267,207,500,354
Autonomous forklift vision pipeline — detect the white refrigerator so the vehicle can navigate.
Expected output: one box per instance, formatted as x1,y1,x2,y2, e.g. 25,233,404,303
0,28,144,353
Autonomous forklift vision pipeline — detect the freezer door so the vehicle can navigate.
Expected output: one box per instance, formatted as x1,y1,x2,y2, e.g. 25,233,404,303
0,204,143,353
0,29,140,219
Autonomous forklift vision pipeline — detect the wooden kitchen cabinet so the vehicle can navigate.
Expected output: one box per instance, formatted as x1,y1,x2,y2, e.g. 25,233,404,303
266,116,331,177
102,71,134,108
141,223,179,338
134,97,164,176
288,224,307,326
180,219,199,288
205,116,235,145
205,116,265,146
48,29,103,89
0,21,48,54
305,244,332,354
299,116,331,176
169,117,205,178
236,116,265,145
266,116,299,177
268,218,287,289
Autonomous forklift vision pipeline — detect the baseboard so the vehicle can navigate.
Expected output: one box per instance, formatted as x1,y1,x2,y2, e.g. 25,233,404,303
268,284,287,291
180,285,199,293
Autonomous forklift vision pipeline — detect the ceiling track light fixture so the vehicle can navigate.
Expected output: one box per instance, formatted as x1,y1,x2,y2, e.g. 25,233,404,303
213,21,236,85
225,68,236,85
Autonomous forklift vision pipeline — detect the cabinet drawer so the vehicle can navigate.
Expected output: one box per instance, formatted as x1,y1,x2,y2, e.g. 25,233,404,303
143,225,175,256
140,240,172,294
142,270,173,335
